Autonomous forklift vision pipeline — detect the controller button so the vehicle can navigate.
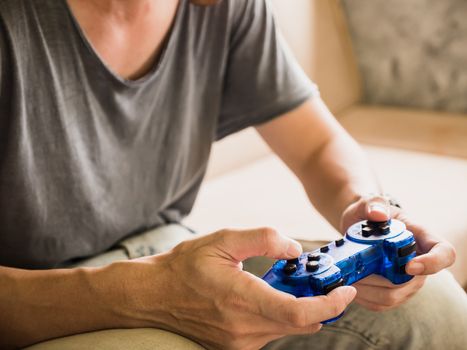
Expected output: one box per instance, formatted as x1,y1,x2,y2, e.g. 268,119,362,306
307,253,321,261
380,224,391,235
306,261,320,272
398,241,417,257
362,226,373,237
398,264,407,274
335,238,344,247
320,245,330,253
287,258,300,265
283,263,298,275
367,220,388,227
324,278,344,294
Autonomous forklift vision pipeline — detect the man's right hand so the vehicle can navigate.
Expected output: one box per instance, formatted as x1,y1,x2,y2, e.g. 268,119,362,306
112,228,356,350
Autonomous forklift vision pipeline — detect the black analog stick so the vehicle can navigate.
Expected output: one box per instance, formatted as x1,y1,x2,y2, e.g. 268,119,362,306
306,261,320,272
283,263,297,275
307,253,320,261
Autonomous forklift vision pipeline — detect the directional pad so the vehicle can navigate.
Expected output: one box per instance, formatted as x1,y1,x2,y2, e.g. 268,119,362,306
361,226,373,237
362,220,391,236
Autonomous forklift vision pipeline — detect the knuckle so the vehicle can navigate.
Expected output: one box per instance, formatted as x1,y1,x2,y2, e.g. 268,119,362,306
171,240,190,255
413,276,426,289
222,323,244,344
417,277,427,288
329,296,346,316
429,254,443,270
260,226,279,238
386,290,400,305
446,242,457,263
217,228,228,236
258,227,279,245
227,324,247,339
217,228,234,239
332,301,344,316
287,308,308,328
308,323,322,334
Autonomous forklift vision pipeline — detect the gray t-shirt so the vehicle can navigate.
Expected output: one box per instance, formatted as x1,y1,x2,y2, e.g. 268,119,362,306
0,0,316,269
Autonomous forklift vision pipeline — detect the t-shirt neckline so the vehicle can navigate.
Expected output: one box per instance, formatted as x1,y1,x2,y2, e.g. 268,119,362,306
61,0,186,87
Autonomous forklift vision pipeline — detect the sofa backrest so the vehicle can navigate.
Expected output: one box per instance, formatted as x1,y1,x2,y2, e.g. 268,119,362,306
206,0,361,179
273,0,361,113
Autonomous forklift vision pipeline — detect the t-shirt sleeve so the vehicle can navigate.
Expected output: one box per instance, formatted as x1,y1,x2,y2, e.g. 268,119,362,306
216,0,319,140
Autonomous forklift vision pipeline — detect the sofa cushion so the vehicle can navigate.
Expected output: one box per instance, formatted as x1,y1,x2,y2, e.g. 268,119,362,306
339,105,467,159
341,0,467,113
186,146,467,287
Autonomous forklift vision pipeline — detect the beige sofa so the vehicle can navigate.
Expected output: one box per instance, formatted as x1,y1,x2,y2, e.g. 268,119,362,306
186,0,467,288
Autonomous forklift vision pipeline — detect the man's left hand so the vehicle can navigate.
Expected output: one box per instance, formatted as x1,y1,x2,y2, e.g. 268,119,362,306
340,195,456,312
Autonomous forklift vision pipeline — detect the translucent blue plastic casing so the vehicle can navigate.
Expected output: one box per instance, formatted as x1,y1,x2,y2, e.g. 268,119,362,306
262,219,416,323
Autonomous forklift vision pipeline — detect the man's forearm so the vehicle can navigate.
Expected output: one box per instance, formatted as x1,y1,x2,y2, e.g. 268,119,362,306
257,98,381,231
298,130,381,230
0,264,131,348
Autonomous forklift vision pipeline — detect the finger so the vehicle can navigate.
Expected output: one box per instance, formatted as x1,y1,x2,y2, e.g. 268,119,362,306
355,274,401,288
406,241,456,275
216,227,302,262
354,276,425,306
365,195,390,222
355,289,419,311
356,274,425,289
355,298,393,312
392,213,437,254
279,286,357,326
240,275,356,326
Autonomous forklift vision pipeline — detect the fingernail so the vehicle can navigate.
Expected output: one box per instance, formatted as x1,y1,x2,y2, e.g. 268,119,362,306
331,286,356,303
369,203,389,215
287,240,302,257
342,286,357,302
408,261,424,275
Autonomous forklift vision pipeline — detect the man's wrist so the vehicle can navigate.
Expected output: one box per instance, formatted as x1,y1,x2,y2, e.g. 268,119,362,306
95,255,173,330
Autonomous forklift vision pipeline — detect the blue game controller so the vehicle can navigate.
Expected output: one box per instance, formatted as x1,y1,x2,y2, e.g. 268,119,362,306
262,219,417,323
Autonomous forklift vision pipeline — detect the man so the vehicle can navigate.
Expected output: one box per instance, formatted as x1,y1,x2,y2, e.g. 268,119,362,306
0,0,465,349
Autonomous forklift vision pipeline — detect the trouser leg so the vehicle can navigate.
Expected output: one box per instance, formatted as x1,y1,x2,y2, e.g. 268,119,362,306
263,269,467,349
25,329,206,350
245,240,467,350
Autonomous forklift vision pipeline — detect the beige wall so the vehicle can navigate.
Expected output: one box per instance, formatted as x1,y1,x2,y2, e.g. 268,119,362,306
271,0,362,113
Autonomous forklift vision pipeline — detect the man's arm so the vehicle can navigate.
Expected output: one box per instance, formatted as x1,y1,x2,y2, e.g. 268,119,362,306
256,97,455,311
0,264,132,348
0,228,356,349
256,97,380,229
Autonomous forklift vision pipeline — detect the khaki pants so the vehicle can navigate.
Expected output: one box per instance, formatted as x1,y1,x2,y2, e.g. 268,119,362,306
27,225,467,350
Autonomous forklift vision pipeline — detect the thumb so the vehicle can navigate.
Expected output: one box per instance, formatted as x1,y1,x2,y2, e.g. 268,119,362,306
294,286,357,324
365,196,390,222
215,227,302,262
